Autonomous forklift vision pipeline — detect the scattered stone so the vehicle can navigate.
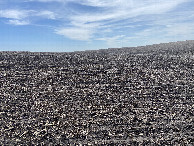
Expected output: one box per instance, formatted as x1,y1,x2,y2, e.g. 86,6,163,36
0,40,194,145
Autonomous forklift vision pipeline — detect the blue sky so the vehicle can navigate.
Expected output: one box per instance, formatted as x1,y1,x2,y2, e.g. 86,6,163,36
0,0,194,52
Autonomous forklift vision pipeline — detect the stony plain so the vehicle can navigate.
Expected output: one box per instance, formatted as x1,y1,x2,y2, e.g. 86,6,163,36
0,40,193,145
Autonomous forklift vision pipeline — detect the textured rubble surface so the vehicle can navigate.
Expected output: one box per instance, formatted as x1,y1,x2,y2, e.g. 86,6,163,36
0,40,194,145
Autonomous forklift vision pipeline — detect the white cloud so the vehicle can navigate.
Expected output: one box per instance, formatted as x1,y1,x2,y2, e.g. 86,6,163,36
71,0,187,24
8,19,30,25
75,0,131,8
97,35,125,46
0,9,32,25
26,0,65,2
54,22,101,40
36,10,56,19
166,23,194,37
0,9,57,25
0,9,30,19
118,21,194,47
60,0,189,41
55,27,94,40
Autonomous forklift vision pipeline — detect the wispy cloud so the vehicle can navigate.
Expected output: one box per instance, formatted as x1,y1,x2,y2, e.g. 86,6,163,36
166,23,194,37
26,0,64,2
0,8,56,25
36,10,56,19
54,0,190,41
96,35,125,46
8,19,30,25
0,9,30,19
55,27,94,40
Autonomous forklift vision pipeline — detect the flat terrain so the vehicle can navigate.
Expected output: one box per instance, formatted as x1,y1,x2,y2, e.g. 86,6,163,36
0,40,194,145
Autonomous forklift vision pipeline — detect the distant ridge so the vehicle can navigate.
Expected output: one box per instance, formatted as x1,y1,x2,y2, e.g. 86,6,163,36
0,40,194,53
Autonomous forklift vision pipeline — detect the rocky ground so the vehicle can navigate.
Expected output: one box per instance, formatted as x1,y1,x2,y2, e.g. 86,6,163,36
0,40,194,145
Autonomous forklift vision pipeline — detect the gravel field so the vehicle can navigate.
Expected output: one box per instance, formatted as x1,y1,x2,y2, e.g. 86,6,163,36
0,40,194,145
